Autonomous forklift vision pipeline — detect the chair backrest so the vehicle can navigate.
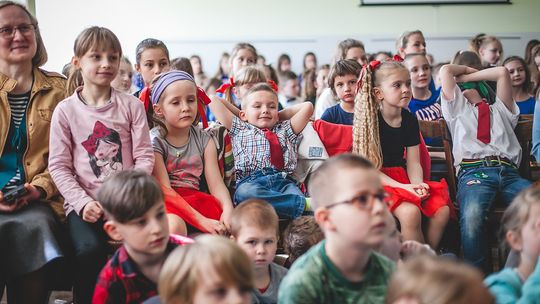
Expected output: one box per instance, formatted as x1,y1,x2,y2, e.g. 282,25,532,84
515,117,533,179
418,119,457,201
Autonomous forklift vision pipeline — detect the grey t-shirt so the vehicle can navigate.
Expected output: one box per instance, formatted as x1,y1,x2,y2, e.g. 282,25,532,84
252,262,288,304
151,126,210,190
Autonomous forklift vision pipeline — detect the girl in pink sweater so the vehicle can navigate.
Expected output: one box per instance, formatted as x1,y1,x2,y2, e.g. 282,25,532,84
48,27,154,303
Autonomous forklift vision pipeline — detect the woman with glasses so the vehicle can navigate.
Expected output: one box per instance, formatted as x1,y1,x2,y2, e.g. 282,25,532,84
0,1,67,303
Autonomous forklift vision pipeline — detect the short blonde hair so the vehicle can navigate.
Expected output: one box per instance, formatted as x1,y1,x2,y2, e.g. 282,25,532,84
502,186,539,244
240,82,278,110
308,154,375,210
385,255,494,304
159,235,253,304
231,199,279,238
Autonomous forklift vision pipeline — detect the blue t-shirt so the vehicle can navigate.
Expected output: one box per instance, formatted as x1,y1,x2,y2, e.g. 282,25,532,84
516,96,536,115
408,85,442,146
321,104,354,126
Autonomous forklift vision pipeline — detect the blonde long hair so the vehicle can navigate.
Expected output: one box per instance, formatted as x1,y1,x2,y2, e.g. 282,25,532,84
352,60,408,169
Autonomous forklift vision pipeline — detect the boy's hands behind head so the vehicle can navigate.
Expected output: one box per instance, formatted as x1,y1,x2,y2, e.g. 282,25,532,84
462,89,485,106
82,200,104,223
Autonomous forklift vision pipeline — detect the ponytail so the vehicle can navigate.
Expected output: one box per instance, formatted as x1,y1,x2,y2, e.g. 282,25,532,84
469,33,486,54
352,65,383,169
66,65,83,96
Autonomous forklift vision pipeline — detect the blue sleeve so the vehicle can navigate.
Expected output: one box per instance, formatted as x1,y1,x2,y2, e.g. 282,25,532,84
320,107,335,123
520,256,540,303
532,101,540,162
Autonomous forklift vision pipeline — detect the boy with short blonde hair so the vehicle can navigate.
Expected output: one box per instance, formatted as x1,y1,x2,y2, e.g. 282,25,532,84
231,199,288,304
209,83,313,219
92,171,190,304
278,154,395,303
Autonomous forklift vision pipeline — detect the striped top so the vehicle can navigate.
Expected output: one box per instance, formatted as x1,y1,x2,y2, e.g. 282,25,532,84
3,92,30,191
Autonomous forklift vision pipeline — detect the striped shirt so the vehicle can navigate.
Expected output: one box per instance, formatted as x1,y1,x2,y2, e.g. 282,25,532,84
3,92,30,191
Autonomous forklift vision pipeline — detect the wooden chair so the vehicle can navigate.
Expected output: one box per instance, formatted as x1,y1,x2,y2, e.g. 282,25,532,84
418,119,457,201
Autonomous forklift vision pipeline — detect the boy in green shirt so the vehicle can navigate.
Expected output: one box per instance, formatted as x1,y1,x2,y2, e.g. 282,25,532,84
278,154,395,303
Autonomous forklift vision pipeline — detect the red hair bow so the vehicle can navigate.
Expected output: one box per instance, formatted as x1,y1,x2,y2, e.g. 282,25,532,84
196,86,210,129
215,77,235,94
139,86,151,112
267,80,278,92
356,61,381,94
393,54,404,62
81,121,111,155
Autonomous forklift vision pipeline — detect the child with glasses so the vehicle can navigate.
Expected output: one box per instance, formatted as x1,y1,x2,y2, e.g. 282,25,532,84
278,154,395,303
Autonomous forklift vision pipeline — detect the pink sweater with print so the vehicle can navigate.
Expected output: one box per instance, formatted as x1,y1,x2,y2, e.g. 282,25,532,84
49,88,154,216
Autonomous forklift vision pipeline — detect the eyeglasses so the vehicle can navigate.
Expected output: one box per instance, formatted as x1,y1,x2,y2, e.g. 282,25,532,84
325,191,390,211
0,24,36,39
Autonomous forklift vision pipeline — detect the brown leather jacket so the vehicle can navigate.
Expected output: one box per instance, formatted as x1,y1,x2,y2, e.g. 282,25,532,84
0,68,66,216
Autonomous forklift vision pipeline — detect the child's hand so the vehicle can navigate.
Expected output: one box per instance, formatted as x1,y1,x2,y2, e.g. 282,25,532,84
462,89,485,106
82,201,103,223
400,240,435,260
401,184,429,200
201,218,227,235
220,207,233,232
455,67,479,82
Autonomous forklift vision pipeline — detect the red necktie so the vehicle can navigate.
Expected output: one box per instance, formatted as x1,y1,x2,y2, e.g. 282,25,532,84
476,101,490,144
262,128,284,170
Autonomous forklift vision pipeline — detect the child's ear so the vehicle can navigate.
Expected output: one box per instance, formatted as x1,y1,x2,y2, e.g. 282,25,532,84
232,86,238,96
505,230,523,252
135,63,141,73
103,220,123,242
71,56,80,69
314,208,335,232
372,87,384,102
153,104,164,117
230,235,236,241
238,110,248,122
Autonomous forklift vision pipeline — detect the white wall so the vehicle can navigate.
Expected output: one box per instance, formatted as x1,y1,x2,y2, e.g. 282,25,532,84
35,0,540,74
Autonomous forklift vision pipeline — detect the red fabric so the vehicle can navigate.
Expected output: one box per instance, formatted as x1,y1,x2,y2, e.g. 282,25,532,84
216,77,235,94
92,237,182,304
138,86,151,112
313,119,353,156
403,132,431,181
381,167,456,219
267,80,278,92
162,186,222,232
477,101,490,144
262,128,285,170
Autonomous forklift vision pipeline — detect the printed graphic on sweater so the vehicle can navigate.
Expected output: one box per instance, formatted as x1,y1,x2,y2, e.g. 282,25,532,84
81,121,123,181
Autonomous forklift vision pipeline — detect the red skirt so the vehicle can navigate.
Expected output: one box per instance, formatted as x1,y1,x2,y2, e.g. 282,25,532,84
162,186,223,232
381,167,456,219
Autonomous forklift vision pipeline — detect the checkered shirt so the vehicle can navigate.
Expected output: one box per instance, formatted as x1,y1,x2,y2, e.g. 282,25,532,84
229,117,300,181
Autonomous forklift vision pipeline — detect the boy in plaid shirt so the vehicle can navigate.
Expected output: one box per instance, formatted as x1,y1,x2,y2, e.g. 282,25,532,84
209,82,313,219
92,171,191,304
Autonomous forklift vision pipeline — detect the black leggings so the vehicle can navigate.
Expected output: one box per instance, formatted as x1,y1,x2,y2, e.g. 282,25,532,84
67,212,108,304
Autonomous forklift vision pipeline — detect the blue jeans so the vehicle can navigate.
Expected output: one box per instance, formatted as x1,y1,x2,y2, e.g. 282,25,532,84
457,165,531,273
235,169,305,219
